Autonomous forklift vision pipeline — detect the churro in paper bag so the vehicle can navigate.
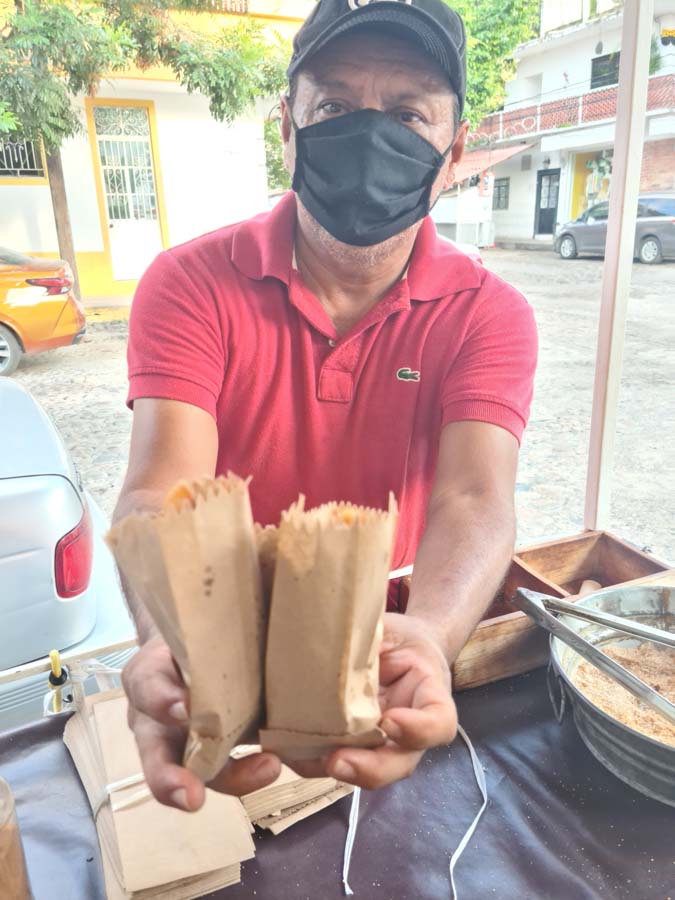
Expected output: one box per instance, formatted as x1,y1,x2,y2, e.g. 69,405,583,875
255,523,279,603
260,494,398,760
107,474,264,781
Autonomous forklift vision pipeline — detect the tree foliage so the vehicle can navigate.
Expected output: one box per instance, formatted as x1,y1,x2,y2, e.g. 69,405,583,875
447,0,540,127
264,118,291,192
0,1,131,151
0,0,289,152
0,101,18,134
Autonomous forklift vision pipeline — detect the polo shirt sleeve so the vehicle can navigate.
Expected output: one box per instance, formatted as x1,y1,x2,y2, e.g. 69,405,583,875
127,250,226,419
441,281,538,444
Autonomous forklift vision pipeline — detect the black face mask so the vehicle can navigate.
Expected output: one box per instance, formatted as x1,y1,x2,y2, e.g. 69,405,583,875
292,108,452,247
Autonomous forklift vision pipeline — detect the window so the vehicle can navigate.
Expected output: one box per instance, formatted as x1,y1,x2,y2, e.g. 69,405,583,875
0,139,44,177
591,53,621,90
587,202,609,221
493,178,510,211
640,197,675,217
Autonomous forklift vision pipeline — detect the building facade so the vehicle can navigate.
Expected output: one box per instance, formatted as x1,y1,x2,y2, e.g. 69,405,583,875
0,0,312,300
450,0,674,245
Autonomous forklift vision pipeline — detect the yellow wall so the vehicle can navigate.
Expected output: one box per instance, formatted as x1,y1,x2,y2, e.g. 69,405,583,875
571,151,613,218
571,152,596,219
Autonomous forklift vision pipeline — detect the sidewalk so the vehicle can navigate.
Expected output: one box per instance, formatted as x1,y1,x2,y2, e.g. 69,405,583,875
493,238,555,252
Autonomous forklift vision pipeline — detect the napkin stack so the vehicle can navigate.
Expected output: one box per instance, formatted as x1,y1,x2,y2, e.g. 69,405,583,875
63,690,255,900
237,747,353,835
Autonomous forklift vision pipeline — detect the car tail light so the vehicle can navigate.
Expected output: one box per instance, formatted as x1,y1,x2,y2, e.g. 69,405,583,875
26,276,73,295
55,505,93,598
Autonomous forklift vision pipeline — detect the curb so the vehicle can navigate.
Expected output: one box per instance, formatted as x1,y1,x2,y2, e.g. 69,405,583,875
85,307,131,323
493,241,554,252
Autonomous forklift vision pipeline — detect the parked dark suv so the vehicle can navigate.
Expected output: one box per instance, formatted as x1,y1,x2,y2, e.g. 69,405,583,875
554,192,675,264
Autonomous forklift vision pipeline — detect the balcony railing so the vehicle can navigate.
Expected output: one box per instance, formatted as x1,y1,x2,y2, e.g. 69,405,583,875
203,0,249,13
468,73,673,146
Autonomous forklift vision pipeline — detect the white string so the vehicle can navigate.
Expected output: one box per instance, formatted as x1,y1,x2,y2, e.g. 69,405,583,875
339,725,487,898
449,724,488,900
341,787,361,896
93,772,148,818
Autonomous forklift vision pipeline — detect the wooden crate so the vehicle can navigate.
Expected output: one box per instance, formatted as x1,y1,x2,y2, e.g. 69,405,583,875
405,532,673,692
514,531,668,596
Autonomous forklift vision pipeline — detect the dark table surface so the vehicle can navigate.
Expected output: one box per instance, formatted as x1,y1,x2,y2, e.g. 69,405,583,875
1,669,673,900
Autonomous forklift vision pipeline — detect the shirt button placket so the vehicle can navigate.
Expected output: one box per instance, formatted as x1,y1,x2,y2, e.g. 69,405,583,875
318,337,358,403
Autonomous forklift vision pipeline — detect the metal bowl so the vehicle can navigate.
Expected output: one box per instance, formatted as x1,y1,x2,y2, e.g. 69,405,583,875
549,584,675,807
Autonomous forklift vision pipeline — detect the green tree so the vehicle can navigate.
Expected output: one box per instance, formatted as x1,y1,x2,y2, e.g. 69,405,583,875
448,0,540,127
264,118,291,193
0,101,18,134
0,0,287,297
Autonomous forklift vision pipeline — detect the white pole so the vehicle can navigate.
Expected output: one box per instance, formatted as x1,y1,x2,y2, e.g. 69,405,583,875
583,0,654,531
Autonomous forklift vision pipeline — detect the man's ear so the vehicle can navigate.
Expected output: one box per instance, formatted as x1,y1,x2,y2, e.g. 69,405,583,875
442,119,470,192
280,94,295,177
280,94,292,144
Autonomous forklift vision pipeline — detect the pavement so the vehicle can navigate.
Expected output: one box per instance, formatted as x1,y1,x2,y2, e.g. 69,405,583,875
12,248,675,563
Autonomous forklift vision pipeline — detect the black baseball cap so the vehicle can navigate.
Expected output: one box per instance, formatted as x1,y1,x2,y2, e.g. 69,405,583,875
287,0,467,115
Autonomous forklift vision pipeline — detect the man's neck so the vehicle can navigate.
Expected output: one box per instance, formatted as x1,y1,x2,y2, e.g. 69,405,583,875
294,204,418,337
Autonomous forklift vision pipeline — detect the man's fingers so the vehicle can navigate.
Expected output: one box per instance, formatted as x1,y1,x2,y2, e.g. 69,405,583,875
133,713,205,812
285,758,330,780
380,702,457,751
208,753,282,797
123,648,188,727
327,745,424,791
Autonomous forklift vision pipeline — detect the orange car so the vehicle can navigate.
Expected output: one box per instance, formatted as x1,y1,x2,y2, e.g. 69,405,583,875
0,247,86,376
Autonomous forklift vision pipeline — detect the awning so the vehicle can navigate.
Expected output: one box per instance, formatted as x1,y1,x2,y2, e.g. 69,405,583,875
454,143,534,183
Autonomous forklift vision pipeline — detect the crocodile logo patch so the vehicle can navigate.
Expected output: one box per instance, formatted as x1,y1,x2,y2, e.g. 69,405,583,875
396,367,420,382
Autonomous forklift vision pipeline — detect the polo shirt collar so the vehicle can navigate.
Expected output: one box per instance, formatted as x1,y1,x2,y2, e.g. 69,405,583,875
231,192,296,286
231,191,482,299
406,216,483,299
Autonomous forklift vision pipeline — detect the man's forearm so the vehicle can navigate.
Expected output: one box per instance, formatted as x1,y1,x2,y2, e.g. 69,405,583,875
406,490,516,664
112,488,165,644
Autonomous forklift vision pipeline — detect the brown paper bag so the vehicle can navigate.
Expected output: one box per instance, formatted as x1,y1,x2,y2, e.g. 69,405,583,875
63,689,253,899
107,474,265,781
260,494,398,760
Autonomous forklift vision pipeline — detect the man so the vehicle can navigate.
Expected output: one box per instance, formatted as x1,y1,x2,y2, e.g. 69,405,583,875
116,0,537,813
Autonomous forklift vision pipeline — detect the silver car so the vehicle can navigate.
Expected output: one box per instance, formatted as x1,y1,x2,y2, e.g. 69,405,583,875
554,192,675,264
0,379,136,728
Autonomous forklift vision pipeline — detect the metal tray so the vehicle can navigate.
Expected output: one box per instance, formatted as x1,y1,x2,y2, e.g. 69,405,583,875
549,584,675,807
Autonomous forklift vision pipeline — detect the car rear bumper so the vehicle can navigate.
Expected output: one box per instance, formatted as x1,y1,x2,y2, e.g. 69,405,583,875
71,324,87,345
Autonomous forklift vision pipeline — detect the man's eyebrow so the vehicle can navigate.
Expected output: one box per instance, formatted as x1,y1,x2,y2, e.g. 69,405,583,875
305,75,355,93
306,75,449,104
386,91,435,104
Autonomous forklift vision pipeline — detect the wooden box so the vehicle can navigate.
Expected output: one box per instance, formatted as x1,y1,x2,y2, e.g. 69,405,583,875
406,532,673,692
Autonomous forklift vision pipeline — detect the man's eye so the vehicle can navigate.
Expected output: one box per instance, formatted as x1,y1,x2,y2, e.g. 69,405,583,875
319,101,345,115
397,110,423,125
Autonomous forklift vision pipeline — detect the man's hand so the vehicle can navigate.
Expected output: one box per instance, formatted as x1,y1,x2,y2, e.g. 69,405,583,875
294,612,457,789
122,636,281,812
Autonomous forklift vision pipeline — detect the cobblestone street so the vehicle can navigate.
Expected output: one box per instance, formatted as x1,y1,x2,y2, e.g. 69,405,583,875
12,249,675,562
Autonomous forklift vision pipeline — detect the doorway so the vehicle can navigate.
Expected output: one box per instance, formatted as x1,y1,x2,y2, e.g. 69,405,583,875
92,104,164,281
534,168,561,235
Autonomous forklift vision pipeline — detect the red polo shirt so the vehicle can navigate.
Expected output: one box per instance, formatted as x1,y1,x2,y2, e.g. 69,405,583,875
128,192,537,602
